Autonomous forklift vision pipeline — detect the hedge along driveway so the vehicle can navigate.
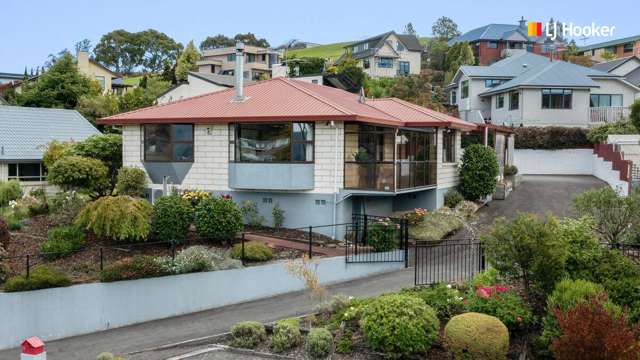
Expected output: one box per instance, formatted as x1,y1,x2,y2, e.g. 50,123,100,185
0,254,404,351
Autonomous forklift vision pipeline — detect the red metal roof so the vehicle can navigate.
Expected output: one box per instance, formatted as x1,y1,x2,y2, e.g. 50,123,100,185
98,78,476,130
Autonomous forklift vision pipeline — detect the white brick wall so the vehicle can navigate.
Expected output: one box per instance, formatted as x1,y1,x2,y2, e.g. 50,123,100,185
313,121,343,193
436,128,461,189
0,163,7,182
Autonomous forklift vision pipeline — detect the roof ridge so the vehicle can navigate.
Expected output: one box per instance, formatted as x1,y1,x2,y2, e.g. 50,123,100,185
280,78,355,116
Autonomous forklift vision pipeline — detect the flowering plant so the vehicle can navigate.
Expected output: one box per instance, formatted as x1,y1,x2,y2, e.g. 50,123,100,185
465,285,533,331
181,190,211,207
405,208,427,225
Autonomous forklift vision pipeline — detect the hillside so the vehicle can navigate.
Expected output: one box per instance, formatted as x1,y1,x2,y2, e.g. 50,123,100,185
286,37,430,60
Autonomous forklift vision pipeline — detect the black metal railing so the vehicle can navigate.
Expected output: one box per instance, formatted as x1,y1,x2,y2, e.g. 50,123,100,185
345,214,409,265
414,239,485,286
602,242,640,263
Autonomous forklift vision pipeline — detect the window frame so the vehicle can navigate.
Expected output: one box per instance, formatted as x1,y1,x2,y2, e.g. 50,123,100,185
7,162,47,182
496,94,504,109
484,79,504,88
143,124,195,163
363,58,370,69
509,91,520,110
623,42,634,53
442,129,457,164
461,80,469,99
590,94,623,107
398,61,410,75
541,89,573,109
95,76,105,91
226,53,236,62
377,57,394,68
230,122,315,164
487,41,498,49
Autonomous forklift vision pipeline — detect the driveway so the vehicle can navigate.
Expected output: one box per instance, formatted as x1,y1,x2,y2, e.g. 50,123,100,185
0,175,607,360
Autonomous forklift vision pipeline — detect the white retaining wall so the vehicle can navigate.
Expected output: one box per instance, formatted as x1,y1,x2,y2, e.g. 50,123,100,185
0,256,403,350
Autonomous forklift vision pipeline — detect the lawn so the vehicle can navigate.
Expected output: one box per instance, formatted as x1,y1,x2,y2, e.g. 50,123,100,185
285,37,430,60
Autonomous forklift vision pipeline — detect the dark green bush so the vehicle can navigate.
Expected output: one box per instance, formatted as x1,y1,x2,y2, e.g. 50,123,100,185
631,98,640,130
153,195,193,244
367,219,398,252
504,164,518,177
271,317,302,353
272,203,285,230
459,144,499,200
3,265,72,292
41,225,86,259
444,312,509,359
100,255,167,282
361,294,439,358
48,155,109,193
464,288,533,331
73,134,123,188
514,126,590,149
75,196,153,242
0,181,22,207
402,283,464,320
587,121,638,144
559,217,603,280
589,250,640,320
114,167,147,197
195,197,243,242
334,328,353,354
230,321,267,349
305,328,333,359
444,189,464,208
231,241,273,262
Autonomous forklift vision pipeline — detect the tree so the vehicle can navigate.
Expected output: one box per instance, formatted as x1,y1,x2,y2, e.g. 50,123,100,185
75,39,92,54
388,72,445,111
76,94,119,124
425,39,449,71
200,34,234,50
445,41,475,74
48,155,109,193
601,51,617,61
630,98,640,130
137,29,183,73
117,77,171,112
432,16,461,41
286,57,326,76
94,29,142,73
233,33,270,48
458,144,499,200
175,40,201,82
73,134,123,191
16,52,97,109
404,22,417,36
328,57,365,89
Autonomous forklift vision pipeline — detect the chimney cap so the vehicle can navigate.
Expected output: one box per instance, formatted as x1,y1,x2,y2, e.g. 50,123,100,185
236,41,245,52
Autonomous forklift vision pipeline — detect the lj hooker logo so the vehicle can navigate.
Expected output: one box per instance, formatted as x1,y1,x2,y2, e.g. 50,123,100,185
528,21,615,40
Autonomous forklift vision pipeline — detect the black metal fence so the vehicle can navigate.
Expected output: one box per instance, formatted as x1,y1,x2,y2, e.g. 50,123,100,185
414,239,485,286
603,243,640,263
344,214,409,266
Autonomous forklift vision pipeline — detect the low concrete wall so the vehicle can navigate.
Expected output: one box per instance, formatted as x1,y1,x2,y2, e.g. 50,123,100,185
514,149,594,175
0,256,404,350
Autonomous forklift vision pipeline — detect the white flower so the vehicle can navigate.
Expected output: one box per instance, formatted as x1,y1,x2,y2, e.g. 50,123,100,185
446,284,452,289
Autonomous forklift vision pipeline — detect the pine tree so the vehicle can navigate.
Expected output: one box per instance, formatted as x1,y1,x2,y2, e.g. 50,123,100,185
175,40,201,82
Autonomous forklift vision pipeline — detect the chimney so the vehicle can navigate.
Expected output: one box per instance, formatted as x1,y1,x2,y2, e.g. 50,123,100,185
358,87,366,103
233,41,245,102
518,16,527,29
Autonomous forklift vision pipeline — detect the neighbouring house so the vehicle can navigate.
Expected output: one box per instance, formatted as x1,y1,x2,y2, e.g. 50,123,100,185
449,18,565,66
98,48,478,239
275,39,321,50
76,51,132,95
592,56,640,88
0,72,25,85
578,35,640,63
0,72,37,98
449,52,640,127
0,105,100,193
336,31,423,78
197,45,283,80
157,71,255,104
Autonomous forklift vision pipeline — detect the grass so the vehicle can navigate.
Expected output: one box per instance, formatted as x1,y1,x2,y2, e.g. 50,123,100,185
123,76,143,86
285,37,430,60
408,211,463,242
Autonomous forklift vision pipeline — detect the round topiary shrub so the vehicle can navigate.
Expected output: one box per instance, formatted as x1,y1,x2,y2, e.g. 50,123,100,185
444,189,464,208
444,312,509,360
231,241,273,262
195,197,243,242
459,144,499,201
230,321,267,349
361,294,439,357
271,318,302,353
305,328,333,359
153,195,193,244
115,167,147,197
75,196,154,242
48,155,109,193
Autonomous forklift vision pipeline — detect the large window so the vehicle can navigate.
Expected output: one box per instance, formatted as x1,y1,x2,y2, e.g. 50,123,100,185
95,76,105,91
496,94,504,109
442,129,456,163
246,54,256,63
487,41,498,49
232,123,314,163
542,89,572,109
509,91,520,110
623,42,634,53
378,57,393,68
8,162,47,182
590,94,623,107
461,80,469,99
396,130,437,189
226,53,236,62
144,124,194,162
398,61,410,75
485,79,505,88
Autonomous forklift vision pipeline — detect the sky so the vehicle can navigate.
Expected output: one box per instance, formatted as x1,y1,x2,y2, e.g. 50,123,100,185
2,0,638,73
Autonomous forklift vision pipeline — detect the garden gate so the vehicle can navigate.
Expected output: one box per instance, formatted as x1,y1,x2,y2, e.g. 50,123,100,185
414,239,485,286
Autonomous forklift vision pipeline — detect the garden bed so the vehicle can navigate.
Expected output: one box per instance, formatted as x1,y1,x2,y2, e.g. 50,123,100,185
246,226,338,246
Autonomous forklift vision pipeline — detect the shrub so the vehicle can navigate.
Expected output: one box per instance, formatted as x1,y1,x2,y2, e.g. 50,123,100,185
156,246,241,274
404,208,427,225
587,121,638,144
48,155,109,193
230,321,267,349
114,167,147,197
272,203,285,230
361,294,439,358
514,126,590,149
482,213,568,298
444,312,509,360
550,296,639,360
464,286,533,331
367,218,399,252
503,164,518,177
471,268,501,288
25,190,49,216
403,283,464,319
153,195,193,244
100,255,167,282
408,210,463,242
0,180,22,207
42,140,75,168
334,328,353,354
0,218,9,249
181,190,211,207
231,241,273,262
305,328,333,359
48,191,88,226
589,250,640,320
631,98,640,130
240,200,264,227
73,133,123,188
75,196,153,242
3,265,72,292
271,318,302,353
459,144,499,200
558,217,603,280
195,197,243,242
444,189,464,208
41,225,86,259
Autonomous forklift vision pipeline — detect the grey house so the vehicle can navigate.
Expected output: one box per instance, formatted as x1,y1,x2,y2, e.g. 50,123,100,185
0,105,100,192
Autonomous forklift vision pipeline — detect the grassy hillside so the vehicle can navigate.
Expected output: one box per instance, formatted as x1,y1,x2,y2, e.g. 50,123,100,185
286,37,430,60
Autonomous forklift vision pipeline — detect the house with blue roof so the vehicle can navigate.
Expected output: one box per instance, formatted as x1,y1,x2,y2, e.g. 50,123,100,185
449,18,565,65
578,35,640,63
448,52,640,127
0,105,100,192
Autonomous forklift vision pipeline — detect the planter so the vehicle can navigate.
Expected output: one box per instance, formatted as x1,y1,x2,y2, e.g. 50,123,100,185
493,182,512,200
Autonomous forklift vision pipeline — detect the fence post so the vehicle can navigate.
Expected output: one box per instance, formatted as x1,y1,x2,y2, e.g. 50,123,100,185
99,248,104,271
171,242,176,261
362,214,368,245
26,255,30,279
480,243,486,271
404,219,409,268
308,226,313,259
241,233,246,266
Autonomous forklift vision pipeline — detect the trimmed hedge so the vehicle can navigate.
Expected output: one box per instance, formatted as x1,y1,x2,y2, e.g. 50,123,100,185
305,328,333,359
195,197,243,242
3,265,72,292
514,126,590,149
230,321,267,349
444,312,509,359
153,195,193,244
231,241,273,262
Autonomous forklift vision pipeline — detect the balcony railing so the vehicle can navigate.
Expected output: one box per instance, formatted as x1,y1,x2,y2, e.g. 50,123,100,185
345,161,437,192
590,106,630,126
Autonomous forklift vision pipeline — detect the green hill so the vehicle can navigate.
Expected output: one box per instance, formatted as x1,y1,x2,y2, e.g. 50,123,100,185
286,37,430,60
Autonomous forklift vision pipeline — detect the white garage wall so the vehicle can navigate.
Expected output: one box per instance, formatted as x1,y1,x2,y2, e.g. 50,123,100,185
514,149,594,175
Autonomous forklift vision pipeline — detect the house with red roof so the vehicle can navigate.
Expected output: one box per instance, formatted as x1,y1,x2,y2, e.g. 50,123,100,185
99,47,481,238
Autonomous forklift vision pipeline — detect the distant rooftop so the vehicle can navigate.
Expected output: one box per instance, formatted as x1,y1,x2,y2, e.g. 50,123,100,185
449,23,536,45
578,34,640,52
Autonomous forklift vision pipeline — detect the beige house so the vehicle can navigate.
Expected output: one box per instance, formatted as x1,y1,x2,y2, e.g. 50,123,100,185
76,51,131,95
337,31,423,78
578,35,640,63
197,45,283,80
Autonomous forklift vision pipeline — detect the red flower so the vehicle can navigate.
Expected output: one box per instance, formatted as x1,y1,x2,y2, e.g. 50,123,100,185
495,285,509,293
476,287,492,298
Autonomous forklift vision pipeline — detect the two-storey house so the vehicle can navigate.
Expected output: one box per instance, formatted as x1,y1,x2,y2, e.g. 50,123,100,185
197,45,282,80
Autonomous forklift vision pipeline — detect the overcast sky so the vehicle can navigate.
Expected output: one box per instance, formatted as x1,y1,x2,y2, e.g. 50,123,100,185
1,0,637,73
